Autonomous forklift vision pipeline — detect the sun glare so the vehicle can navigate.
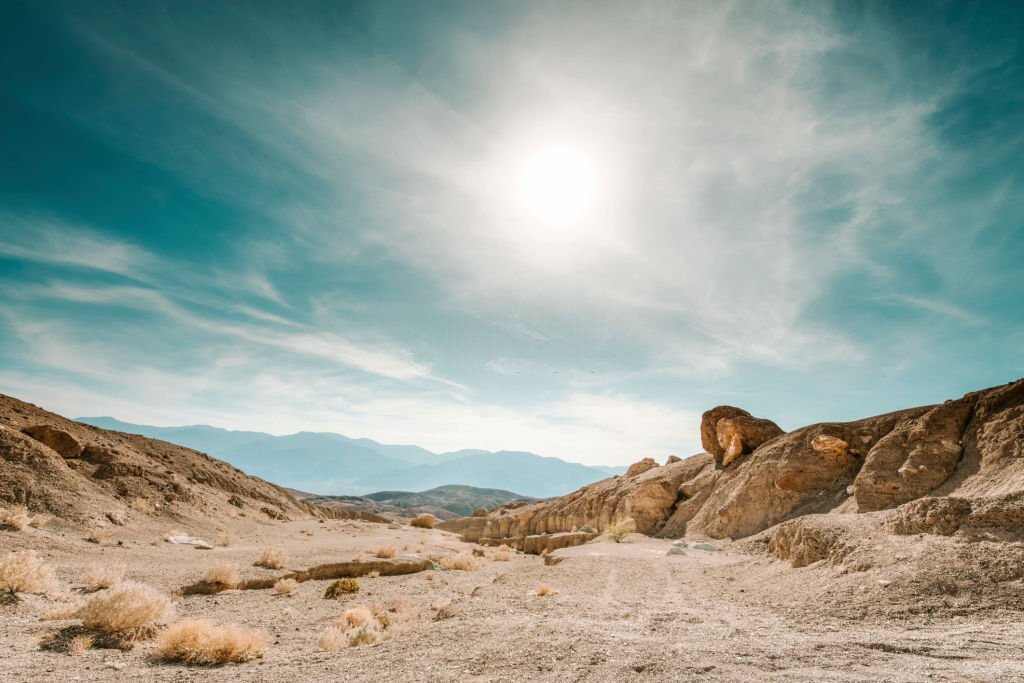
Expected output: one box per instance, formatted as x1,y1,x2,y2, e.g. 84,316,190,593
516,146,596,227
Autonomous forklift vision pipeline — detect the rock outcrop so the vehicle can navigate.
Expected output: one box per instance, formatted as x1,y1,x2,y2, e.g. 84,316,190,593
625,457,659,477
443,379,1024,551
700,406,784,467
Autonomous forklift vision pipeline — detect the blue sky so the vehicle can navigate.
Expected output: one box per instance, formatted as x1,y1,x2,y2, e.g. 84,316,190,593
1,1,1022,466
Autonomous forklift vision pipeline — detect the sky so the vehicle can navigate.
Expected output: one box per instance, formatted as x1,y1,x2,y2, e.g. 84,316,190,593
1,1,1022,467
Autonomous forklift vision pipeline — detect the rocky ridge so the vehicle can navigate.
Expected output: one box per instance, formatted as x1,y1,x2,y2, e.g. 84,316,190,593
442,379,1024,556
0,394,357,531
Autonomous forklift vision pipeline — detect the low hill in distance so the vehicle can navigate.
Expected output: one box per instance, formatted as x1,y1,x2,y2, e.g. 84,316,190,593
292,484,537,521
75,417,627,497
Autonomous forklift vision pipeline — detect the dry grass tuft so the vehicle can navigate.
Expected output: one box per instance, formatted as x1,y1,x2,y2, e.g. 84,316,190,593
537,583,559,597
0,505,33,531
72,582,173,643
410,514,436,529
605,519,636,543
67,634,94,655
343,605,374,628
324,578,360,599
254,548,286,569
155,619,266,665
437,553,484,571
318,600,420,651
83,562,126,593
272,578,297,597
86,527,113,545
373,546,396,559
216,531,236,548
0,549,59,596
316,625,348,652
203,561,240,590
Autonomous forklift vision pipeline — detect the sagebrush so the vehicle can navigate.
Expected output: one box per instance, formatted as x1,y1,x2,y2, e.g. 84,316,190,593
155,619,266,665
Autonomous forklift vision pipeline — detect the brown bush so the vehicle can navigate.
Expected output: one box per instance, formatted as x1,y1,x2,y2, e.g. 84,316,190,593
202,561,240,590
83,562,126,592
0,549,59,596
410,514,436,529
155,619,266,665
324,578,360,599
72,582,173,643
0,505,33,531
373,546,396,559
438,553,483,571
273,578,297,596
254,548,286,569
318,600,419,651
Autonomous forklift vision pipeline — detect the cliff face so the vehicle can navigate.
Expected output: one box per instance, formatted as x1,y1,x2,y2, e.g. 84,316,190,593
441,379,1024,553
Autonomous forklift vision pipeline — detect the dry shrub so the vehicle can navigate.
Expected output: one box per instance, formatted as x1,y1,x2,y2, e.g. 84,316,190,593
87,527,113,545
29,511,52,528
216,531,236,548
343,605,374,628
537,583,559,596
273,578,297,596
317,625,348,652
324,578,360,599
155,619,266,665
605,519,636,543
437,553,484,571
374,546,396,559
254,548,286,569
67,634,94,655
410,514,436,529
0,549,59,596
203,561,240,590
488,549,512,562
318,600,419,651
83,562,126,592
0,505,33,531
72,582,173,643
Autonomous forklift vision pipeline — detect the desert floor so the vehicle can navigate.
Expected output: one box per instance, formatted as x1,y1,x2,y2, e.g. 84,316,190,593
2,517,1023,682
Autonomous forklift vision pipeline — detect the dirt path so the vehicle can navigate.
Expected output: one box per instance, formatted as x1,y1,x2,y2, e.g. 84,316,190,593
2,521,1023,682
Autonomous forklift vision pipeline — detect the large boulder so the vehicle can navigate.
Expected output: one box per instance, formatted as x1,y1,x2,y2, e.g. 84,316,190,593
21,425,82,458
717,415,785,466
626,457,659,477
700,406,751,463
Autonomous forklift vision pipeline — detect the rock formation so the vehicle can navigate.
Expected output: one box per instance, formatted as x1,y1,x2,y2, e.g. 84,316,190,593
442,379,1024,552
700,406,783,467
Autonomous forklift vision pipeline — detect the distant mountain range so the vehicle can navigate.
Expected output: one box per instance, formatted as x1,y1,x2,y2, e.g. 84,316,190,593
291,484,537,520
75,417,627,497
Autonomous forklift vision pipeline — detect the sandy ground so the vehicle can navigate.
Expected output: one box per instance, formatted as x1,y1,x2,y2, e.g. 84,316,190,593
2,517,1023,682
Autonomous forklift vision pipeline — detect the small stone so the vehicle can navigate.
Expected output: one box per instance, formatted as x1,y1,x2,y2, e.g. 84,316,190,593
690,542,720,552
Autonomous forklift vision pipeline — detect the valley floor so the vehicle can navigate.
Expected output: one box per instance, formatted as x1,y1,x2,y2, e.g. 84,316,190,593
2,518,1022,682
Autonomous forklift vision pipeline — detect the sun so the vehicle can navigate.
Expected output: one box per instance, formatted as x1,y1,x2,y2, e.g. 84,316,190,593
516,145,596,227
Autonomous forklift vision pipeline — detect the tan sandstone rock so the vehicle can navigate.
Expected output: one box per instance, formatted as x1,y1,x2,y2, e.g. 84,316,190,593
626,457,659,477
700,406,751,463
717,415,785,467
21,425,82,458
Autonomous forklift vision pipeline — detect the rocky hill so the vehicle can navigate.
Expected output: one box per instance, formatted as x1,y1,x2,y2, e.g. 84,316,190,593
0,394,355,531
294,484,536,521
442,379,1024,558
